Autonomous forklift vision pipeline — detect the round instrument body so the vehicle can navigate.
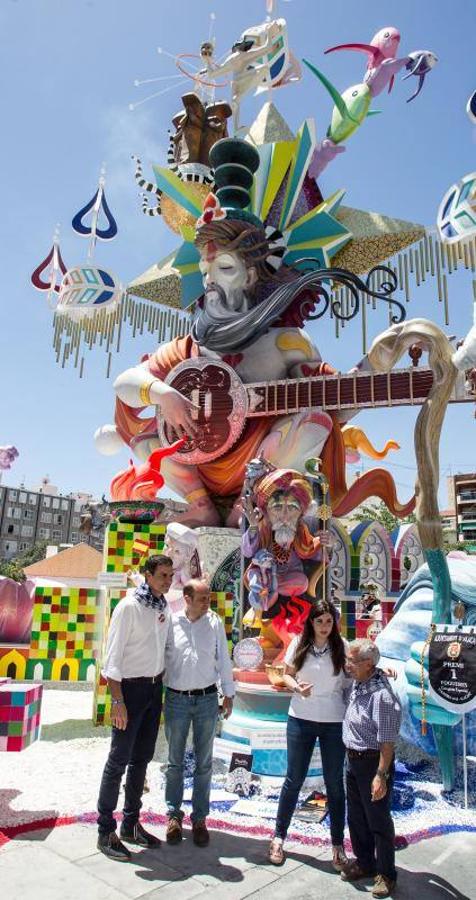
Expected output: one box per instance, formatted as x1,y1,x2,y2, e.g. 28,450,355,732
158,357,249,464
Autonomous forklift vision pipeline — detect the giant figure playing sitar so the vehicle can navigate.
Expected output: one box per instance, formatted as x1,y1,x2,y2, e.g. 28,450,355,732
111,138,414,526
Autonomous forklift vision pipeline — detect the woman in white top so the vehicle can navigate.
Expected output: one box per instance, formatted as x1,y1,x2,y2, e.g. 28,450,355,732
268,599,350,870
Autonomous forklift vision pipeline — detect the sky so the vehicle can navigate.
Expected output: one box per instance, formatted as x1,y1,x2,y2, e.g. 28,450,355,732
0,0,475,507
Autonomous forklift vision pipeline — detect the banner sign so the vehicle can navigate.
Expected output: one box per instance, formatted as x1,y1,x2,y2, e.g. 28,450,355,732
429,626,476,714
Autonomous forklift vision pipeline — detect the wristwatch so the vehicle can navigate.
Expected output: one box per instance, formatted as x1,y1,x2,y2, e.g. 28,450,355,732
376,768,389,780
111,698,124,706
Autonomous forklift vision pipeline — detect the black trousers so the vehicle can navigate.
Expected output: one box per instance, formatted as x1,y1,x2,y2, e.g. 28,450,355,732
97,678,163,835
346,754,397,882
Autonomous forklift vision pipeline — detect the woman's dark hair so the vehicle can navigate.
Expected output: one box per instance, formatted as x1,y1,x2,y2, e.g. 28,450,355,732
293,600,345,676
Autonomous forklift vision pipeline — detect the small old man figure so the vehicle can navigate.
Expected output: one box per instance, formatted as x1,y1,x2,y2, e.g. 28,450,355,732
341,639,402,899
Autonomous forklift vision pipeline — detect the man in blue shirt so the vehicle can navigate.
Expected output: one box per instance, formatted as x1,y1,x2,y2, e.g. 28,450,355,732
341,638,401,899
164,578,235,847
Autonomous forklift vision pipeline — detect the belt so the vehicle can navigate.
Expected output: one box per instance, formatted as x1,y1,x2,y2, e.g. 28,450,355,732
167,684,217,697
347,748,380,758
123,674,162,684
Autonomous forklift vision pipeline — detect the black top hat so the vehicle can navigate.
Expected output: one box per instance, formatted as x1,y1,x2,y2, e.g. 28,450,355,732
209,138,262,226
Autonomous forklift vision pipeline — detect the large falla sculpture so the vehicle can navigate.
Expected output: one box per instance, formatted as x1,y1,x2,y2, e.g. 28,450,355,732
89,10,476,786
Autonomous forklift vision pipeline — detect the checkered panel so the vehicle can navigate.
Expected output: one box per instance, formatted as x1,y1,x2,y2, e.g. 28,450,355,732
29,586,101,670
339,597,356,640
105,521,166,572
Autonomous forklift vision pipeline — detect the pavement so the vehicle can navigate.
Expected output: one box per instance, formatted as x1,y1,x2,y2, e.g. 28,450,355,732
1,821,475,900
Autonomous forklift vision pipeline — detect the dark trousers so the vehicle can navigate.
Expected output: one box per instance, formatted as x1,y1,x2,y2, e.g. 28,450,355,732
275,716,346,845
346,754,396,881
97,678,163,835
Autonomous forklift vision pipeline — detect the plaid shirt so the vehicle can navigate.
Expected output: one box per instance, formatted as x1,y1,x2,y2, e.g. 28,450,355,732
343,670,402,751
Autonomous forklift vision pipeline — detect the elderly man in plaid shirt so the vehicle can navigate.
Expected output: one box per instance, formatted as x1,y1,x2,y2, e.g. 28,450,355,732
341,639,401,899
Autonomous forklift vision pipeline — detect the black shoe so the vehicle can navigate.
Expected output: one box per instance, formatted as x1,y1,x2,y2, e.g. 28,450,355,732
97,831,131,861
120,822,161,848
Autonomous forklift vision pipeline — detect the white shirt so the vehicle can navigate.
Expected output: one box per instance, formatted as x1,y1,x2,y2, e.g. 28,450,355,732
164,609,235,697
285,635,351,723
102,590,170,681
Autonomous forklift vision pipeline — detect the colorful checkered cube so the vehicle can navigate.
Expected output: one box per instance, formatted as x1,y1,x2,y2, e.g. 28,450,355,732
0,682,43,751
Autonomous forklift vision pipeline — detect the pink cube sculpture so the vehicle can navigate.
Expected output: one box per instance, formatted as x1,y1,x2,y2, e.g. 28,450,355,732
0,683,43,751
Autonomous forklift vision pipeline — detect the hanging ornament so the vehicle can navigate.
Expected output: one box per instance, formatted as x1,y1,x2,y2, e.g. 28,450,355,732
30,225,68,307
56,167,124,321
55,265,124,321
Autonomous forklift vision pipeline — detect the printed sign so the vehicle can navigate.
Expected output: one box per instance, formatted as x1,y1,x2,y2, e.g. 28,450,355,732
225,751,253,796
429,626,476,714
233,637,263,670
97,572,128,589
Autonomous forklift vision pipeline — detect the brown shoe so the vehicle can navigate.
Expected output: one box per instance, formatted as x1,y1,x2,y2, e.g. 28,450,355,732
372,874,396,898
341,859,376,881
268,837,285,866
166,817,183,845
192,819,210,847
332,844,348,872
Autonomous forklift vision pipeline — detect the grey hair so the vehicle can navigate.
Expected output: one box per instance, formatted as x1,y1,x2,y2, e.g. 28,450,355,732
348,638,380,666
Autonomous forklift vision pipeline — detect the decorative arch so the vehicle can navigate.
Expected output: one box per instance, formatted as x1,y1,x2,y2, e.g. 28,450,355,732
328,519,353,593
51,658,79,681
351,521,394,596
0,649,27,679
392,523,424,589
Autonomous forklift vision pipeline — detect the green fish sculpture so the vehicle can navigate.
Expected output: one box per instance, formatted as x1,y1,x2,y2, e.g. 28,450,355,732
303,57,380,144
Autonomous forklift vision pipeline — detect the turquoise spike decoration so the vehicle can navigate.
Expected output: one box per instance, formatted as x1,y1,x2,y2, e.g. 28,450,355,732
279,119,316,230
152,166,203,219
173,240,202,310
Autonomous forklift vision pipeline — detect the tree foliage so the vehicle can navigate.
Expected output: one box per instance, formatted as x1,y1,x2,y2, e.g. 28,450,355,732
350,502,416,533
0,541,48,583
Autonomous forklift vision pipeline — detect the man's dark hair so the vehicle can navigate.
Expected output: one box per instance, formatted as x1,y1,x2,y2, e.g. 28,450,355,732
183,578,210,599
143,554,173,575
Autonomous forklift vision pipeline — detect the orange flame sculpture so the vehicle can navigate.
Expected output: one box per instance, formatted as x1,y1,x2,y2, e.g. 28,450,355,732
110,439,186,501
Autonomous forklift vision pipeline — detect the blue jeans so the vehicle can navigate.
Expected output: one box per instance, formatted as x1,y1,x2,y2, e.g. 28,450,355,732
164,688,219,823
275,716,346,845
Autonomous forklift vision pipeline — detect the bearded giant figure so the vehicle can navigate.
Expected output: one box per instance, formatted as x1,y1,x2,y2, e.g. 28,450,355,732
109,138,411,526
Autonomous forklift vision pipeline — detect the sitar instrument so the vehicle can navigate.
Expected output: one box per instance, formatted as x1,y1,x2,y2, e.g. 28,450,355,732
157,357,473,465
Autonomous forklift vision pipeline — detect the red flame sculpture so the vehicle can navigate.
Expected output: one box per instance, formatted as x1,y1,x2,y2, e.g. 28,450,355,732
110,439,186,501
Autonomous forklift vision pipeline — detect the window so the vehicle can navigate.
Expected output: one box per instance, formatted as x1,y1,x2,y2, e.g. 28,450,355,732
19,542,29,551
52,529,62,541
21,525,33,537
23,509,34,520
19,492,27,504
72,516,80,527
71,532,78,542
53,514,63,525
61,499,69,511
42,496,51,508
52,498,60,509
38,527,50,539
6,507,21,519
7,524,19,535
28,494,37,505
41,512,52,524
8,490,17,501
4,541,18,554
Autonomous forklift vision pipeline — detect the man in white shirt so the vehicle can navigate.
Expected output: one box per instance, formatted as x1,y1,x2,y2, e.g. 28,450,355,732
97,554,173,861
164,578,235,847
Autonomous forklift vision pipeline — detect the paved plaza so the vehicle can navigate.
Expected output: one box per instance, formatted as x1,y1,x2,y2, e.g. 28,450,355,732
1,820,475,900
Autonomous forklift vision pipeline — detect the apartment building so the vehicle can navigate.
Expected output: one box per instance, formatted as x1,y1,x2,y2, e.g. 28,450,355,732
447,473,476,544
0,480,83,560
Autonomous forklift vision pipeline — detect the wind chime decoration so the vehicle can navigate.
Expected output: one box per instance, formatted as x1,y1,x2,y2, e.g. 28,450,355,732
32,169,191,376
